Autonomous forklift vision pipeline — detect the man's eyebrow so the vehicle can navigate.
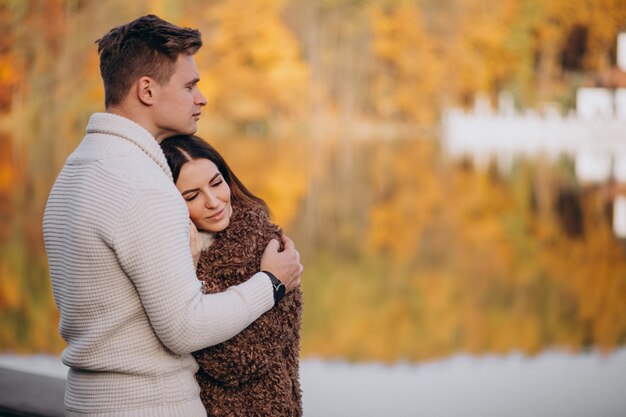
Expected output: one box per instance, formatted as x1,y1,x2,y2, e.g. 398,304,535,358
187,77,200,86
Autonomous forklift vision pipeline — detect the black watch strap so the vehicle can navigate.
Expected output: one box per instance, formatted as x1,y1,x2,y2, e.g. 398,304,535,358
263,271,286,306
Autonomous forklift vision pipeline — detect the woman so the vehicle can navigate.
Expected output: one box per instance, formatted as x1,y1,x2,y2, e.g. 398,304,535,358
160,135,303,417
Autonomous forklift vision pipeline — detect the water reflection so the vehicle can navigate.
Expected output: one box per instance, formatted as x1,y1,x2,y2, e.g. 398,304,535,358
2,136,626,360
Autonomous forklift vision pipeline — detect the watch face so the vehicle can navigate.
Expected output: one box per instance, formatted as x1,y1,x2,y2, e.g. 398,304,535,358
265,272,286,304
276,282,286,300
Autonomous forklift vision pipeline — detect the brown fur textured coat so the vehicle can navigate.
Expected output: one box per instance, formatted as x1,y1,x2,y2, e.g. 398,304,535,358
193,202,303,417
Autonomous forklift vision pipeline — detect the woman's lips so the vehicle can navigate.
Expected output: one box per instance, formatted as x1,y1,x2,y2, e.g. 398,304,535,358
206,207,225,221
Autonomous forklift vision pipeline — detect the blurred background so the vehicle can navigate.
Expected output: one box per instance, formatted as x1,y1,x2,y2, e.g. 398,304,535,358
1,0,626,391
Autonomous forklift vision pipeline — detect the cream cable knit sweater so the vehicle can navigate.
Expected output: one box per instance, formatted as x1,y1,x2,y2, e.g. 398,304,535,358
43,113,274,417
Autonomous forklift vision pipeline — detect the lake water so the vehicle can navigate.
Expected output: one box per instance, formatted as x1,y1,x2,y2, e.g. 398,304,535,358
1,349,625,416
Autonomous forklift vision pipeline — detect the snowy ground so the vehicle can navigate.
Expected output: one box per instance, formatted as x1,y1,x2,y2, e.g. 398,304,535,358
1,348,625,417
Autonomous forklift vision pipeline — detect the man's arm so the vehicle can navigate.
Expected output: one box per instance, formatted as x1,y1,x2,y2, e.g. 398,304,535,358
112,189,295,354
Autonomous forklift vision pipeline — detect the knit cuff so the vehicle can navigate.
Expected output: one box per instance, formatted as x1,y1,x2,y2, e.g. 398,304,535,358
233,272,275,322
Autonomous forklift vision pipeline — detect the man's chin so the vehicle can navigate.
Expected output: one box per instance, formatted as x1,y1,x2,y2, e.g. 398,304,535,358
178,122,198,136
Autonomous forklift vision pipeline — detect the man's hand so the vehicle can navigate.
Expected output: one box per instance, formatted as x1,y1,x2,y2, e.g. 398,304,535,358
189,221,202,268
260,234,302,293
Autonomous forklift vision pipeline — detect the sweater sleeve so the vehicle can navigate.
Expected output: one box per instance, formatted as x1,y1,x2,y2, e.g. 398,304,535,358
112,188,275,354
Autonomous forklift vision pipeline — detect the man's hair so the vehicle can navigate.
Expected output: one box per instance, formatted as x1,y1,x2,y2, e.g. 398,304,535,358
96,14,202,108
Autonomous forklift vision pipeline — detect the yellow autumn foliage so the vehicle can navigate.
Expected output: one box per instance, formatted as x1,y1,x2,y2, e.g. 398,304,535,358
2,0,626,361
197,0,309,124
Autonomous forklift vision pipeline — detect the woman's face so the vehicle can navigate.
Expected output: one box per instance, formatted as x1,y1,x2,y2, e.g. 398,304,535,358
176,158,232,233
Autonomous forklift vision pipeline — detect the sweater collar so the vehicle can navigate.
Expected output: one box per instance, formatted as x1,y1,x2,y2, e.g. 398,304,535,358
86,112,173,180
198,230,215,251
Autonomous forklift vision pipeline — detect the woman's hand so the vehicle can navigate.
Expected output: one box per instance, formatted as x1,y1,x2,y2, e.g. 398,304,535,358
189,221,202,268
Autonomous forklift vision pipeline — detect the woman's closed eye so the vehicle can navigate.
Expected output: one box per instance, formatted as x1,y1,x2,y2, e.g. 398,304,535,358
183,177,222,201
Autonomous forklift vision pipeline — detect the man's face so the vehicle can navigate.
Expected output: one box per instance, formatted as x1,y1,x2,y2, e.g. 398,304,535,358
153,54,207,142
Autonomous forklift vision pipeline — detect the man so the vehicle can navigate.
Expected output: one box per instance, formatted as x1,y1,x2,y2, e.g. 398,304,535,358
42,15,302,416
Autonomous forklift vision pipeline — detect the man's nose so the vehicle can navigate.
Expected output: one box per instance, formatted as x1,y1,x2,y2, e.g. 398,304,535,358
195,90,208,106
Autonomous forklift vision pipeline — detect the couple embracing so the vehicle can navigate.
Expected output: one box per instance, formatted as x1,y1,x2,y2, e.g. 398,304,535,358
43,15,304,417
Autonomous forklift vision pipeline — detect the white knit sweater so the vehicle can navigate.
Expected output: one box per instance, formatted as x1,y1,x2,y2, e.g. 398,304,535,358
43,113,274,416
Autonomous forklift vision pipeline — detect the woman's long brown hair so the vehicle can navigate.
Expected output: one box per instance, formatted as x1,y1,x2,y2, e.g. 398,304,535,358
160,135,269,216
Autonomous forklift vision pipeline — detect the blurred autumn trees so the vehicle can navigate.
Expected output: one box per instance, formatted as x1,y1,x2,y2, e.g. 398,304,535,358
1,0,626,359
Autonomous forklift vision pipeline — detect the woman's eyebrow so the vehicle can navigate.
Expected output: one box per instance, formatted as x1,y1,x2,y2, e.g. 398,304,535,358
181,188,198,196
181,172,222,195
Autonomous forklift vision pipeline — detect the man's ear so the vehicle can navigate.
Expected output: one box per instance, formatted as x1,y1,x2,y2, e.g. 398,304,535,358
137,76,155,106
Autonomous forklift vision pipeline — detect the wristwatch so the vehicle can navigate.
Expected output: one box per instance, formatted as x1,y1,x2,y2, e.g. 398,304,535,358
263,271,285,306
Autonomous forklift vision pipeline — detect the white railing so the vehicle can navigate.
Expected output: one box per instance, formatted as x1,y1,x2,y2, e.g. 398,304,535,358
441,102,626,237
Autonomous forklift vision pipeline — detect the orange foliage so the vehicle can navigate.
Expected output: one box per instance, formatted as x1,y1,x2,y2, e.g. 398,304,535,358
369,2,441,123
2,0,626,361
196,0,309,126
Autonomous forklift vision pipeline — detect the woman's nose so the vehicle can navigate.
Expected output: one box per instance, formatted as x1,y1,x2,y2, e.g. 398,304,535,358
204,192,219,208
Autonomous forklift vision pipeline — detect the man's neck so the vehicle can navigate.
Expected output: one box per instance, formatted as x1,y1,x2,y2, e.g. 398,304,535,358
106,105,161,142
